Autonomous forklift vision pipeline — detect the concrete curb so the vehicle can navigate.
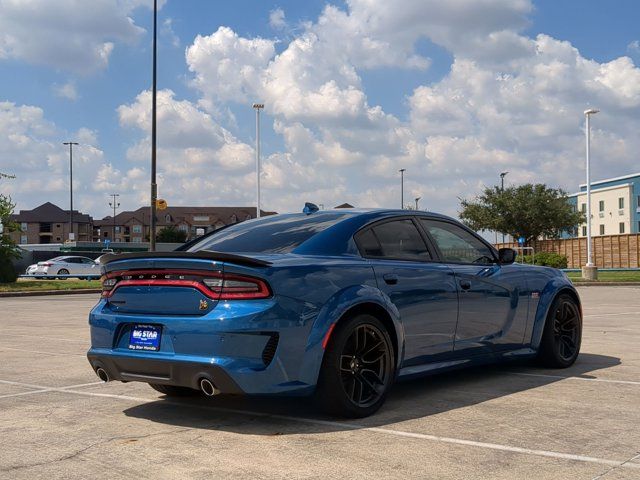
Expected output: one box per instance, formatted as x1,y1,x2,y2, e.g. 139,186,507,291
0,289,101,298
572,282,640,287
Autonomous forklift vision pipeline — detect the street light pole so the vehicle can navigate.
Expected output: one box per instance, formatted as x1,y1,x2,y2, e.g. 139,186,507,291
583,108,599,280
63,141,79,241
150,0,158,252
500,171,509,243
399,169,406,209
253,103,264,218
109,194,120,241
415,197,421,210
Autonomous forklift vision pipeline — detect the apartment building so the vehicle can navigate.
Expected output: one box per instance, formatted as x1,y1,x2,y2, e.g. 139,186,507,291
9,202,93,244
93,206,275,243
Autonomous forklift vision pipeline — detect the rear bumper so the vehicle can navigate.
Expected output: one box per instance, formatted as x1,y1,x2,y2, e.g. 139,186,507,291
87,351,244,393
87,297,323,396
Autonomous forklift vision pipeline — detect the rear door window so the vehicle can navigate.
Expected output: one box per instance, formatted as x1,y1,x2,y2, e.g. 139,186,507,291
356,219,432,261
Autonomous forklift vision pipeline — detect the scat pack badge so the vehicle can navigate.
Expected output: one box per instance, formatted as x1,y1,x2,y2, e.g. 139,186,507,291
199,299,209,310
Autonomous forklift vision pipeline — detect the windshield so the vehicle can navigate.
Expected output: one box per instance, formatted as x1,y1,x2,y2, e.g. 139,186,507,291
188,213,351,254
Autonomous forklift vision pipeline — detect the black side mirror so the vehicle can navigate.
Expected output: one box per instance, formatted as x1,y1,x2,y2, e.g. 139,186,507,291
498,248,516,265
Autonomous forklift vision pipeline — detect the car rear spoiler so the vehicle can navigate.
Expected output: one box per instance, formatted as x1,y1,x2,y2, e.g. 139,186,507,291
99,250,272,268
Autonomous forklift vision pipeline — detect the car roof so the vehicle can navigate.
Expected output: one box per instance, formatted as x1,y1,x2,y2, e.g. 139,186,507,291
286,209,461,256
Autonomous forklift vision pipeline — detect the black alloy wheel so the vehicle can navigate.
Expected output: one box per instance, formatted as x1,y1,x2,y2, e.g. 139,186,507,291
57,268,69,280
316,314,394,417
538,294,582,368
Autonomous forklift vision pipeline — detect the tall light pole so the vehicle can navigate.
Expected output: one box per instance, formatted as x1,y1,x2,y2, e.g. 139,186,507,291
415,197,421,210
253,103,264,218
63,141,79,241
149,0,158,251
399,168,406,209
109,194,120,241
500,171,509,243
583,108,599,280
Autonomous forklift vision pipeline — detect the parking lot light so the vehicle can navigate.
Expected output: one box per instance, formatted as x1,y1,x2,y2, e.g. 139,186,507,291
63,141,79,241
253,103,264,219
399,168,406,209
582,108,599,280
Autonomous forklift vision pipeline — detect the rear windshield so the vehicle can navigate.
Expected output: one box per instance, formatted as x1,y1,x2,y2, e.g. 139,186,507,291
188,213,351,254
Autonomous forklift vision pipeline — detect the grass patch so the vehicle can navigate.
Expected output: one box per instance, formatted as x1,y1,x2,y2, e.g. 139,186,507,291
566,270,640,282
0,278,101,292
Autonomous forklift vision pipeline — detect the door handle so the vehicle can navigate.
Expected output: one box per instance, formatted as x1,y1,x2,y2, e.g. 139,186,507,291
459,279,472,290
383,274,399,285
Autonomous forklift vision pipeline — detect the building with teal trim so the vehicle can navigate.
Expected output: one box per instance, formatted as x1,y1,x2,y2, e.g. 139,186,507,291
566,172,640,238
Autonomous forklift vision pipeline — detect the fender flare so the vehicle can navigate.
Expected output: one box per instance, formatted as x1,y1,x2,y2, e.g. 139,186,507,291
530,278,581,350
296,284,403,387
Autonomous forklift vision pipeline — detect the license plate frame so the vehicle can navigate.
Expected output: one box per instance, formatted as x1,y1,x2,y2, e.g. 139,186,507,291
128,324,162,351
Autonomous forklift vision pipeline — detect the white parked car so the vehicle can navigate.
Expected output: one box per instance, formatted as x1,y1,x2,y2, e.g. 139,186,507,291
31,256,99,279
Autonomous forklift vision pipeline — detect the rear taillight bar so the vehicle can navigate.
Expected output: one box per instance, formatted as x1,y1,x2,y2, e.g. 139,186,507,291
101,269,271,300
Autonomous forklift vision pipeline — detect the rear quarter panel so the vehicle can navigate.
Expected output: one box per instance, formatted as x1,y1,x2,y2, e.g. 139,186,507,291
224,257,401,387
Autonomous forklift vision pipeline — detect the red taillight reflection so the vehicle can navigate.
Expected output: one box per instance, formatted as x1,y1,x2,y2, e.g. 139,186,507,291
102,270,271,300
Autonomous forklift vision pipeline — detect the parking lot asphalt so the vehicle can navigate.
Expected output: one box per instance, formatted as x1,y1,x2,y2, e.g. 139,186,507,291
0,288,639,480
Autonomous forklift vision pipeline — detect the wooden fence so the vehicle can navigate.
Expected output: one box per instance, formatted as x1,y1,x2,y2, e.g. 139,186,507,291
495,234,640,269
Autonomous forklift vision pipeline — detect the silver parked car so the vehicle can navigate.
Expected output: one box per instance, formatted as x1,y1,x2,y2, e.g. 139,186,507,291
31,256,99,279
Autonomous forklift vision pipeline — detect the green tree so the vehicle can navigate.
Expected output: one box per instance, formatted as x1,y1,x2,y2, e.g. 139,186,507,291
0,173,21,282
459,184,583,244
156,225,188,243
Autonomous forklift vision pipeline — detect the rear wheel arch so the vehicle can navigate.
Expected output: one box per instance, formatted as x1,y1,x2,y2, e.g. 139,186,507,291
329,302,401,368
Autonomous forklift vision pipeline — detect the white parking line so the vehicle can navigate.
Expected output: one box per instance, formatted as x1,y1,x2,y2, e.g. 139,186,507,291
2,378,638,471
509,372,640,386
0,346,86,357
584,311,640,318
0,333,89,344
0,380,104,399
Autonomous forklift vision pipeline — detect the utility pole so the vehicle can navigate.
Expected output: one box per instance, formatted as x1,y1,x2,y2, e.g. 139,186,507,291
109,194,120,241
399,168,406,209
150,0,158,251
253,103,264,218
63,141,79,241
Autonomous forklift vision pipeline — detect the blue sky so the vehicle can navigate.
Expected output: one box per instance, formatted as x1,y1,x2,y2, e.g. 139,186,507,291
1,0,639,218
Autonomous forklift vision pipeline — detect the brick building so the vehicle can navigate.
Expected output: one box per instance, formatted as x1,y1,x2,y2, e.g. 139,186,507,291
93,206,275,243
9,202,93,244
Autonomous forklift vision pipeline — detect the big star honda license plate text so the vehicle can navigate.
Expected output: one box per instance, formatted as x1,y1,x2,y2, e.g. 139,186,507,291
129,324,161,351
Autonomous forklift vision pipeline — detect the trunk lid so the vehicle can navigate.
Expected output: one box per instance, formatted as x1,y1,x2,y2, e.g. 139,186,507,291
100,252,271,316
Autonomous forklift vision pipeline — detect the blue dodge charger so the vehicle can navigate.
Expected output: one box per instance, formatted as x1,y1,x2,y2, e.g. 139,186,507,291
87,209,582,417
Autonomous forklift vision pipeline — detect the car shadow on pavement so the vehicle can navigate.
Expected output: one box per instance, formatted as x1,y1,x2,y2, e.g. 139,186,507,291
123,353,620,435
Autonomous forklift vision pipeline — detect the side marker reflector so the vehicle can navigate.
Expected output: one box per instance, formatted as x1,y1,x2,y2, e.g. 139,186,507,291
322,323,336,349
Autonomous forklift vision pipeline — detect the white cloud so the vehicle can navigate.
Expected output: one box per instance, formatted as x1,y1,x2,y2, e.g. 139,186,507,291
52,82,79,101
269,8,286,30
0,0,158,73
0,101,113,216
162,17,180,47
179,0,640,216
116,89,259,208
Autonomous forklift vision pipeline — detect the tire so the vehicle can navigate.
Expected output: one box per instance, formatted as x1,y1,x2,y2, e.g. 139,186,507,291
148,383,199,396
57,268,69,280
316,314,395,418
537,294,582,368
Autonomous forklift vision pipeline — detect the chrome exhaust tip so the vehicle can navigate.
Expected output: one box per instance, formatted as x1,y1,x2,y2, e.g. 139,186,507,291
96,367,110,382
199,378,219,396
